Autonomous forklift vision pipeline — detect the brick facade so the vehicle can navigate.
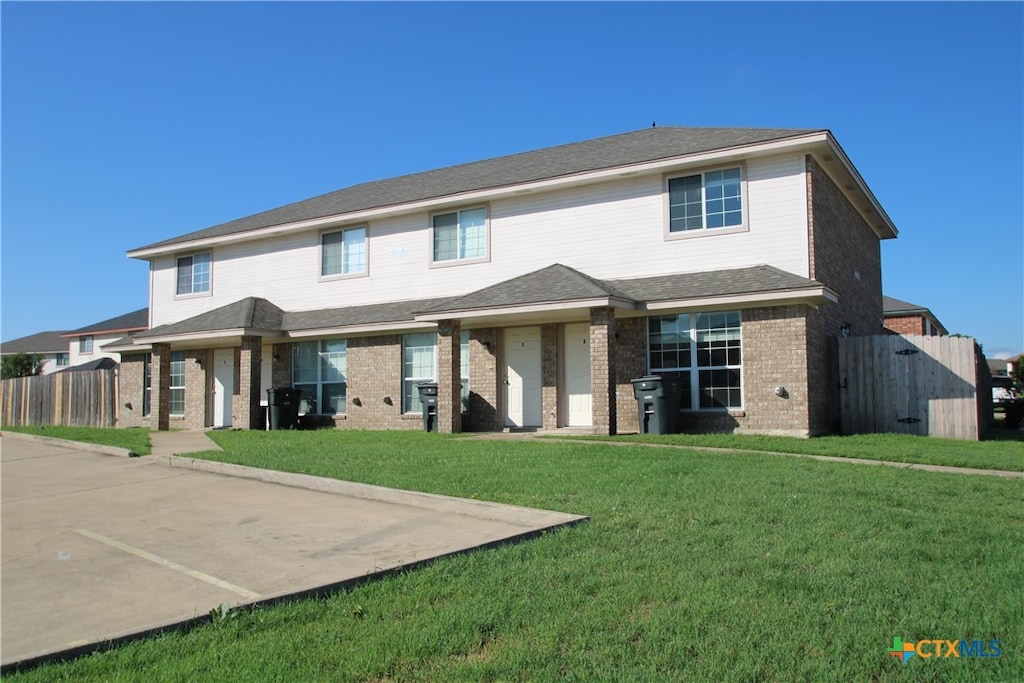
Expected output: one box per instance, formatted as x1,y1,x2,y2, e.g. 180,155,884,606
118,353,151,429
465,328,499,431
436,320,462,434
590,307,617,435
805,154,885,435
884,315,927,336
236,337,262,430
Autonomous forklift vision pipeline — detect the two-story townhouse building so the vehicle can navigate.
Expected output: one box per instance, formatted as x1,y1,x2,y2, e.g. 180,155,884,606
0,330,70,375
112,126,897,436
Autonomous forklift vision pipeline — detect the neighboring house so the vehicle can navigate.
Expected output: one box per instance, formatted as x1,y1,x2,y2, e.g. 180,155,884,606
113,126,897,436
0,330,70,375
987,356,1019,377
882,295,948,336
62,308,149,368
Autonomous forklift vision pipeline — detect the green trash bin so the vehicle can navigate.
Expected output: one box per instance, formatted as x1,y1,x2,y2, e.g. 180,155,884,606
267,388,302,430
417,382,439,432
630,376,681,435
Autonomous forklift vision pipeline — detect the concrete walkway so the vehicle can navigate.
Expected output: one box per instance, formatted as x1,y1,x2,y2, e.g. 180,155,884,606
0,432,586,670
149,429,222,457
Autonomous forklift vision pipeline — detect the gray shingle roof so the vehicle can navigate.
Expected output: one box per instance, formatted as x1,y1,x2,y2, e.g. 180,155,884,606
417,264,635,313
283,297,453,332
132,126,820,252
882,295,927,315
136,298,282,339
419,264,824,316
64,308,149,336
0,330,69,355
610,264,822,302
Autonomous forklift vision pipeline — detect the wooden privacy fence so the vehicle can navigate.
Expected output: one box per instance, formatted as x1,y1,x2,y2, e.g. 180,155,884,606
1,370,117,427
838,334,987,440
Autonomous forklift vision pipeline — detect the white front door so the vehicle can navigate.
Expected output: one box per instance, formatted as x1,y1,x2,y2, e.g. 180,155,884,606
505,326,542,428
213,348,234,428
564,322,592,426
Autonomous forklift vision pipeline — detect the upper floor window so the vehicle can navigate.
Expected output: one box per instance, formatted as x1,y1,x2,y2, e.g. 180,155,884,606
321,227,367,278
668,167,744,233
79,336,93,354
432,207,487,263
176,252,211,295
55,353,69,366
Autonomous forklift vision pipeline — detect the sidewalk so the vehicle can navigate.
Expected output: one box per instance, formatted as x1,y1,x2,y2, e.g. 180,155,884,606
149,430,222,457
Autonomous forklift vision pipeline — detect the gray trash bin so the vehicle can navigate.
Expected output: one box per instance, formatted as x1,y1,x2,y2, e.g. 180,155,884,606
267,388,302,430
417,382,439,432
630,376,680,435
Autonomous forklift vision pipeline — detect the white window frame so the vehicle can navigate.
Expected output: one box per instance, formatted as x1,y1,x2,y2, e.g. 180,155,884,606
175,252,212,297
403,332,437,413
169,351,186,416
320,226,368,280
429,206,490,266
664,164,748,240
55,352,69,366
79,336,93,355
142,353,152,417
292,339,347,415
460,330,470,414
647,311,743,411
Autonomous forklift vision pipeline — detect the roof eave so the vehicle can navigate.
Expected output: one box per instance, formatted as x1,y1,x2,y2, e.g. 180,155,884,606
414,297,637,323
643,286,839,313
127,132,833,259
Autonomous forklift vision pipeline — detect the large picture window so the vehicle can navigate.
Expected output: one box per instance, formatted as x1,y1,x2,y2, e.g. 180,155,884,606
169,351,186,415
292,339,347,415
403,332,437,412
668,167,743,233
648,311,742,410
176,252,211,295
321,227,367,277
433,207,487,263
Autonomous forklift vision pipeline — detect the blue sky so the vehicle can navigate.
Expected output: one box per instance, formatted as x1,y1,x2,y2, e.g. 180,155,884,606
2,2,1022,357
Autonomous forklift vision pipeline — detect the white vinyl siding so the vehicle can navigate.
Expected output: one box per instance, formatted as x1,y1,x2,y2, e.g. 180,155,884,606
403,332,436,413
321,227,367,277
176,252,211,295
147,154,808,328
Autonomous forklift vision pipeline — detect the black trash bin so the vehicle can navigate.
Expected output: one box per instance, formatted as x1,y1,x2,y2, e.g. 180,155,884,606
417,382,439,432
266,388,302,430
630,375,681,435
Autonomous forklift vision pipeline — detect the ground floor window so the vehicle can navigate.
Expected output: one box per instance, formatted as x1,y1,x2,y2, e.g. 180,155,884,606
143,354,152,417
293,339,347,414
461,330,470,413
404,332,437,412
648,311,742,410
169,351,186,415
55,353,69,366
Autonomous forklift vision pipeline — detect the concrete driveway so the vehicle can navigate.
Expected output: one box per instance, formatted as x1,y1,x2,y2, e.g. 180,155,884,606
1,434,585,668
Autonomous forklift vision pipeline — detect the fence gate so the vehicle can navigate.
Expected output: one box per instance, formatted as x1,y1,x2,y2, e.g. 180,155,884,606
838,335,985,440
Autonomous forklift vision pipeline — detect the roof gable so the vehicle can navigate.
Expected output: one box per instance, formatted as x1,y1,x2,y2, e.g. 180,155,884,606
136,298,282,339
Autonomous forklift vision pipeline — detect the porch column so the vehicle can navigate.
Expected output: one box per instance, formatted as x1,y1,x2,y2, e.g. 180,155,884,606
238,336,263,430
436,320,462,434
151,343,171,431
541,324,559,430
590,307,617,436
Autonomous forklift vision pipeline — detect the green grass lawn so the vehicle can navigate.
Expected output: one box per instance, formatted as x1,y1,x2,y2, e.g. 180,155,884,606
9,430,1021,682
1,425,152,455
557,431,1024,472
